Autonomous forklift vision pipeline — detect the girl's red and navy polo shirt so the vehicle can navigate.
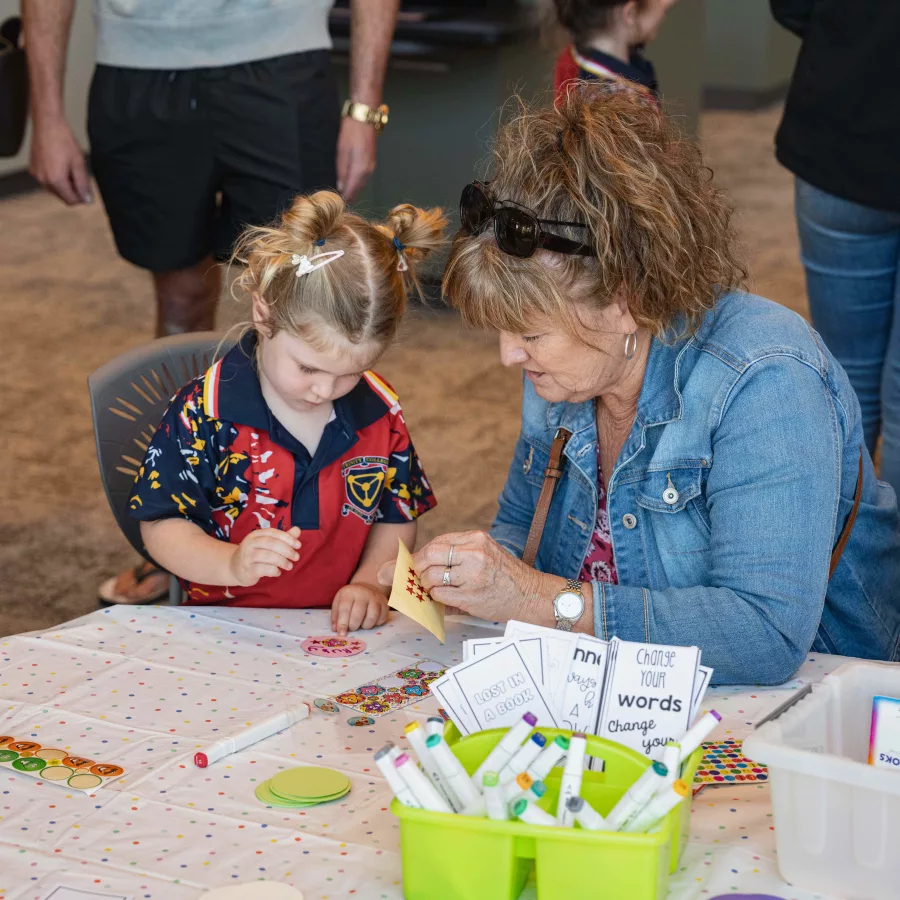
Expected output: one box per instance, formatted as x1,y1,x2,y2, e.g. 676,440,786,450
128,333,436,608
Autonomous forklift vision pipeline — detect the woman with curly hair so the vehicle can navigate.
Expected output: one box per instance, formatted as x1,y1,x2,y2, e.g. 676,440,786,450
380,88,900,684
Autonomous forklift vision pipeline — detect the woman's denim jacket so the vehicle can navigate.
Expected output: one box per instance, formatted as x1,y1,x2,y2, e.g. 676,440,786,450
491,293,900,684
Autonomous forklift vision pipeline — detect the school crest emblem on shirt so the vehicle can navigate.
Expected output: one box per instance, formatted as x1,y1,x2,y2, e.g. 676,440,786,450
341,456,389,524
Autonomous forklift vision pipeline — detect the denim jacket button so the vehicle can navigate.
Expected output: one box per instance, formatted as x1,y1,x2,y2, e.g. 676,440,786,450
663,487,679,505
622,513,637,529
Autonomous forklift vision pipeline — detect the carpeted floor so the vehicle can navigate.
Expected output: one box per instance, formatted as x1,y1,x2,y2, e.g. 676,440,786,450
0,106,804,637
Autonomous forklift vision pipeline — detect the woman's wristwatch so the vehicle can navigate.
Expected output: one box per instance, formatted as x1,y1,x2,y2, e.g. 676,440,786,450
341,100,390,134
553,579,585,631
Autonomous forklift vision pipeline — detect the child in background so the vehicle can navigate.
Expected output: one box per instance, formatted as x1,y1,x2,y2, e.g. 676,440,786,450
552,0,676,99
128,191,446,634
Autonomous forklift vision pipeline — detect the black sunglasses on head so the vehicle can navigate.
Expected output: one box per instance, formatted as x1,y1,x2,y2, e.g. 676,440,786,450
459,181,596,259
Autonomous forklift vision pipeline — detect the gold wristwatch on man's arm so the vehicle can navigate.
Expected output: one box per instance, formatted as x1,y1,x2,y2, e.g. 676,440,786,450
341,100,390,134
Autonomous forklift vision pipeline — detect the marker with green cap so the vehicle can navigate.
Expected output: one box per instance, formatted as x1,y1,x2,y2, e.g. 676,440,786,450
605,760,669,831
511,797,558,827
426,734,481,809
526,734,570,783
482,771,508,821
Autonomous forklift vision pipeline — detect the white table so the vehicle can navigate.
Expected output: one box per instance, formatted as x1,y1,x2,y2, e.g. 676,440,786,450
0,607,843,900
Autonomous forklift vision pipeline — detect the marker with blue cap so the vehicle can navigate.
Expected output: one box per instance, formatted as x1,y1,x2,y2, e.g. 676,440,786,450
499,732,547,785
473,711,538,784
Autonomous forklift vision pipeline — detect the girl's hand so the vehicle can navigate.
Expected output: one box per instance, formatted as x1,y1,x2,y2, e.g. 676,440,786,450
332,583,389,636
228,527,301,586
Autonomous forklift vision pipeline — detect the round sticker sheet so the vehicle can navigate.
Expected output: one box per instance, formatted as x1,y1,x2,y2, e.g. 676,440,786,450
301,636,366,658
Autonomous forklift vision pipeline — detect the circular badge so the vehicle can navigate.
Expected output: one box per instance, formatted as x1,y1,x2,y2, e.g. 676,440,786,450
314,699,339,714
347,716,375,727
301,636,366,658
12,757,46,772
359,700,390,715
0,736,14,747
8,741,40,753
334,692,365,706
67,773,102,790
40,766,74,782
62,756,95,769
34,748,67,762
90,763,124,778
0,750,19,763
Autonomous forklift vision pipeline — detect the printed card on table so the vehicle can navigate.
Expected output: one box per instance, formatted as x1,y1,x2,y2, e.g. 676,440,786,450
451,643,560,732
465,636,546,686
388,539,445,642
331,660,447,718
597,638,700,760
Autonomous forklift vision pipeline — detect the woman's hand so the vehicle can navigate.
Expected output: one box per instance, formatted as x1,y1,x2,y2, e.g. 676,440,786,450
378,531,558,625
331,583,390,636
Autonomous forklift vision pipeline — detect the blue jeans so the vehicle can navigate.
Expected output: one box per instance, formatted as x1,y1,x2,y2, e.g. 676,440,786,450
795,177,900,495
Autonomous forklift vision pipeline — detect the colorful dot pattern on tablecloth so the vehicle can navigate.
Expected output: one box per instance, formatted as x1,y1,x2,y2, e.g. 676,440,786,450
694,740,768,786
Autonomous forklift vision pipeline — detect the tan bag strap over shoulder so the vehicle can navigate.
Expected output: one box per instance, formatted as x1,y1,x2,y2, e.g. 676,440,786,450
829,447,864,580
522,428,572,568
521,432,863,580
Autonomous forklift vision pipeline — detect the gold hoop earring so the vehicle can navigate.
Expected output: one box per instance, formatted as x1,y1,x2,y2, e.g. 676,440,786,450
624,331,638,360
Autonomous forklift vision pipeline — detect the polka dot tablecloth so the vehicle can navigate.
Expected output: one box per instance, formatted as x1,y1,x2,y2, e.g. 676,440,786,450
0,608,847,899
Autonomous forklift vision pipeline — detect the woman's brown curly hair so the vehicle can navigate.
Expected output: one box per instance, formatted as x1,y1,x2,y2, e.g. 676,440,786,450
443,85,746,340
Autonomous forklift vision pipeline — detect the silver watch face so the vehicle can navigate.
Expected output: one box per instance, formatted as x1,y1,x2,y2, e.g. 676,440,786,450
555,590,583,620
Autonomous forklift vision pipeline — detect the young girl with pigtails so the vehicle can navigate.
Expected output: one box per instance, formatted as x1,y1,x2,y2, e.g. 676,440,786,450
127,191,446,634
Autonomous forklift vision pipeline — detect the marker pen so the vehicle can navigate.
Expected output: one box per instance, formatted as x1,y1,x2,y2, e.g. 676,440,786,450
556,733,587,825
678,710,722,764
194,702,309,767
394,753,453,814
499,733,547,785
404,721,461,811
526,735,569,783
661,742,681,789
567,795,608,831
511,797,558,827
374,743,421,808
605,761,669,831
483,771,509,821
425,717,445,739
426,734,482,809
623,779,689,833
473,711,538,784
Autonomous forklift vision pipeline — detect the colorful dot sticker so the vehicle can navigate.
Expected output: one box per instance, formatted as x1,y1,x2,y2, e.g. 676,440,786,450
347,716,375,727
694,739,768,785
301,636,366,658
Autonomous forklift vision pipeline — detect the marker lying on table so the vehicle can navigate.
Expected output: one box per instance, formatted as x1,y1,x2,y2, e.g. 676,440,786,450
427,734,482,810
679,710,721,765
567,795,609,832
605,761,669,831
556,733,587,826
622,779,689,833
499,733,547,785
375,743,421,808
473,712,538,784
404,721,461,811
395,753,453,813
194,702,310,767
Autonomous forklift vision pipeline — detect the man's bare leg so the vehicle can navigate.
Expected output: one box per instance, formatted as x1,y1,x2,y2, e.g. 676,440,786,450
153,254,221,337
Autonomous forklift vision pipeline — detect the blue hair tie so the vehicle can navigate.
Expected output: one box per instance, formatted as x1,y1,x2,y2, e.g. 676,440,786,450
314,237,326,247
393,236,406,251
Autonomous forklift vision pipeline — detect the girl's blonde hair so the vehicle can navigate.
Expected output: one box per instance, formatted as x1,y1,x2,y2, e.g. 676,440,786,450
232,190,447,352
443,87,746,340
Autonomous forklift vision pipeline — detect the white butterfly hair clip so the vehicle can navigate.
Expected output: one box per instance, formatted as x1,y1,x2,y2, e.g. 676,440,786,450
291,249,345,278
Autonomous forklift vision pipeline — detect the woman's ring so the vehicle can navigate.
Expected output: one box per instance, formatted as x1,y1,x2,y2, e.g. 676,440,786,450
442,567,452,586
448,545,455,568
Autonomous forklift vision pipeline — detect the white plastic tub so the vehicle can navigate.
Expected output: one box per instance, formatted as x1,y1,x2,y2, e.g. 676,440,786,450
744,661,900,900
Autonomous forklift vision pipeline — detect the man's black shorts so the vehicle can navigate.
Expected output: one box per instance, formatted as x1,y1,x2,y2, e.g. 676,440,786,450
87,50,340,273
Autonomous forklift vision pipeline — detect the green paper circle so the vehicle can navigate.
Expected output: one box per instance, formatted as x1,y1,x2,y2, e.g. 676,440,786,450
254,780,318,808
12,757,46,772
0,750,19,763
270,766,350,802
269,783,349,804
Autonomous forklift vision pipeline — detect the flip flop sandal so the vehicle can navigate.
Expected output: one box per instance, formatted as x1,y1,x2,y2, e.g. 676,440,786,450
98,562,172,608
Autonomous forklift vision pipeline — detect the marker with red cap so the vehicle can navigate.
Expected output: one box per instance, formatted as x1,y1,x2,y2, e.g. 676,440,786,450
193,703,310,768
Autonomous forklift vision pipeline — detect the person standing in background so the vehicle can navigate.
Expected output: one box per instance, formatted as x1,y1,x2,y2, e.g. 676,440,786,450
772,0,900,498
23,0,399,605
551,0,676,99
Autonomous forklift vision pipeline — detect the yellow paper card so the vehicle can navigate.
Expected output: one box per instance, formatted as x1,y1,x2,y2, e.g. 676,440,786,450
388,539,445,643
